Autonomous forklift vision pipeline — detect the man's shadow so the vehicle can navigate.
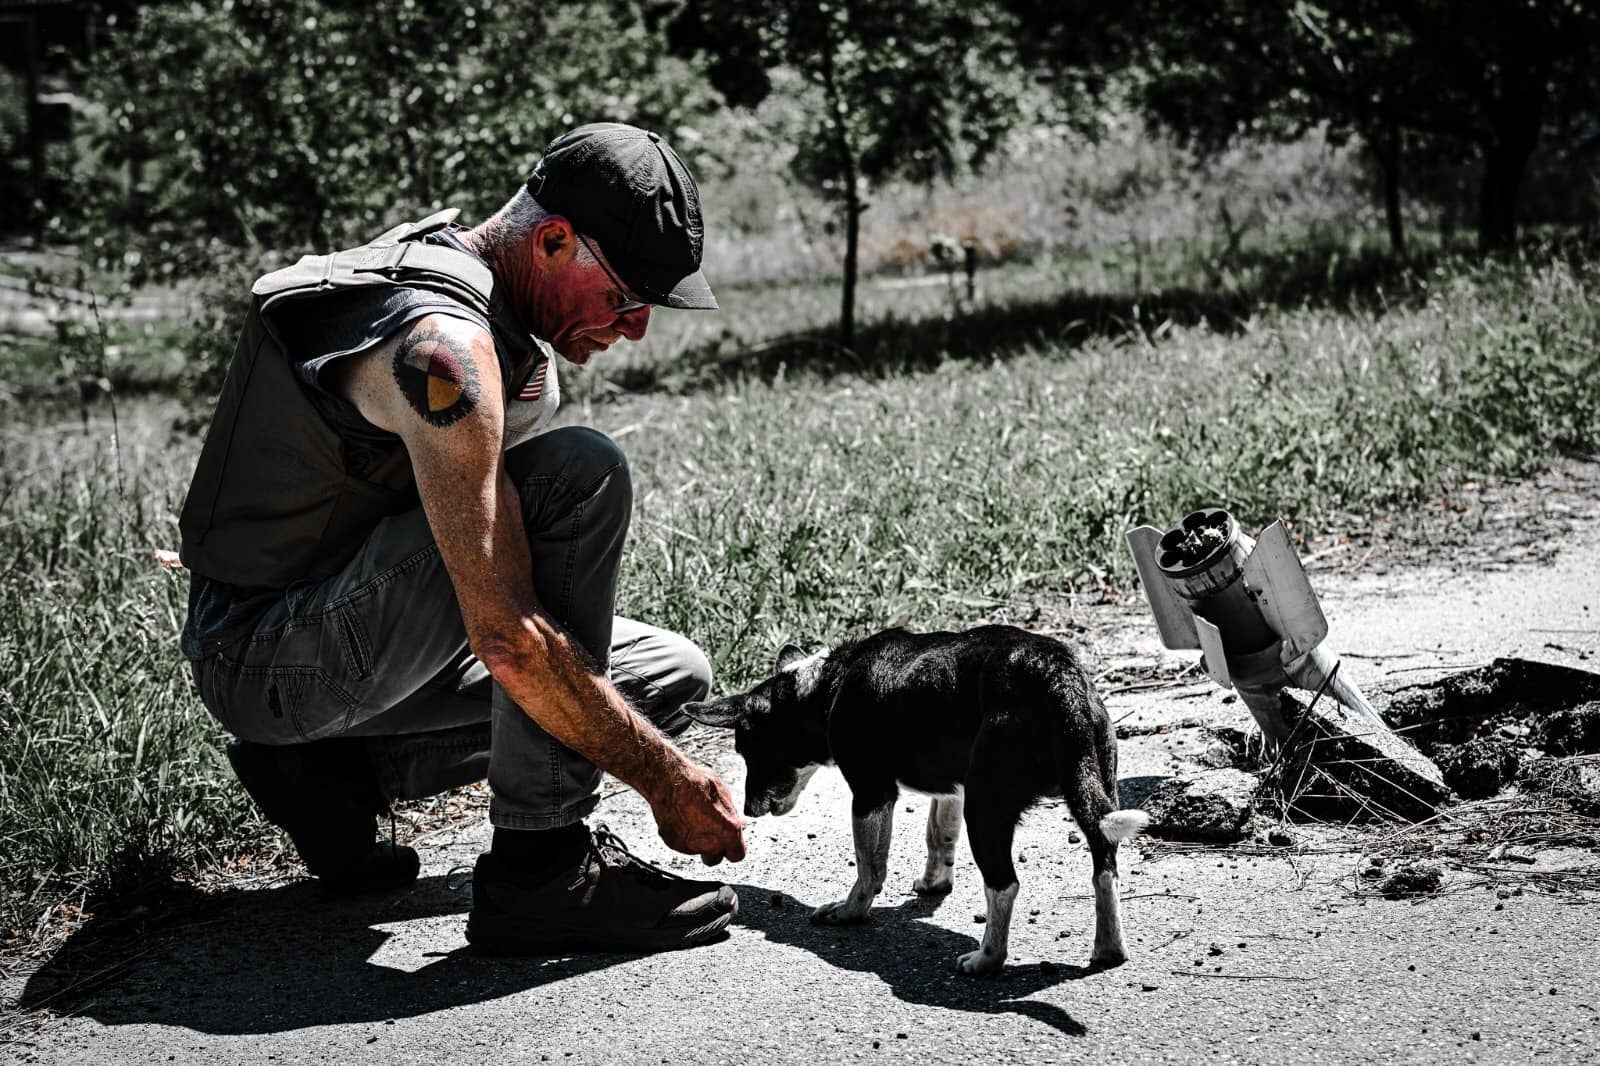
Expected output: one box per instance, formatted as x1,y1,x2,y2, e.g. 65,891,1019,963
17,873,637,1035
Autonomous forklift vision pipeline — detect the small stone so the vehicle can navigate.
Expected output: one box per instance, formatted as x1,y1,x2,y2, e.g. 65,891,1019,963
974,913,986,924
1378,860,1444,899
1068,831,1082,844
1471,1032,1481,1041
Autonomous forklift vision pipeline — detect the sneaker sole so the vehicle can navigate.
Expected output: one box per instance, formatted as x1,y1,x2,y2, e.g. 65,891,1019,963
465,906,736,957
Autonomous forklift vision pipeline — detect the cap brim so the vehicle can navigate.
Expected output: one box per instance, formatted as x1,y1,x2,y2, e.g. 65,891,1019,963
651,267,718,311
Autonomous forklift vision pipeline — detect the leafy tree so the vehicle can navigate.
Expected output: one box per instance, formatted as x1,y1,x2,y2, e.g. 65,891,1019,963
1013,0,1600,252
79,0,723,280
673,0,1031,347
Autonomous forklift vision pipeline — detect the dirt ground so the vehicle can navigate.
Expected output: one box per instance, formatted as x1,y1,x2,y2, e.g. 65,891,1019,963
3,460,1599,1065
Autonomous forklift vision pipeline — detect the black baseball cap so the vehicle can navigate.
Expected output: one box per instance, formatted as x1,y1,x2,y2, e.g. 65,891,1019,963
526,123,718,311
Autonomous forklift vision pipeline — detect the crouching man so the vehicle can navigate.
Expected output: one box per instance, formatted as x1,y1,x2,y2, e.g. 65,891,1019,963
178,123,746,954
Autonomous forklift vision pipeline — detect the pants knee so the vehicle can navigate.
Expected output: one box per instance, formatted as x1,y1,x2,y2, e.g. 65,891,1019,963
506,426,632,537
665,635,713,705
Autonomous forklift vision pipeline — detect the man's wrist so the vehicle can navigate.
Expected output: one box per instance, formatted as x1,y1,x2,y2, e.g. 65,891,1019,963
636,743,695,808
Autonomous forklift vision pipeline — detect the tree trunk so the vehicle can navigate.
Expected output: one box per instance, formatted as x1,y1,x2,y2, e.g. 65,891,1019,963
841,185,860,350
1375,125,1405,254
1476,137,1537,252
818,24,860,349
1475,38,1548,253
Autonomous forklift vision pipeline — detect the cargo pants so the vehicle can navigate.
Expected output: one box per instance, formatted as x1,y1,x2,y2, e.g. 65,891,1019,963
190,426,709,830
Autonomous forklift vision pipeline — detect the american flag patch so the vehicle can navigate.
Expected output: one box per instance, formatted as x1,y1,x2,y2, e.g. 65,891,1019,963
518,359,548,402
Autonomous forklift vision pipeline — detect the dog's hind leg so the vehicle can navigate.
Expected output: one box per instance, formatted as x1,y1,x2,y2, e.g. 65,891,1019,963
812,797,895,925
912,789,964,895
958,749,1031,976
1063,744,1143,969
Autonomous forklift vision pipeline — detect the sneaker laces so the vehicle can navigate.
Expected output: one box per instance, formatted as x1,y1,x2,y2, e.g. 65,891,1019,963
587,824,687,884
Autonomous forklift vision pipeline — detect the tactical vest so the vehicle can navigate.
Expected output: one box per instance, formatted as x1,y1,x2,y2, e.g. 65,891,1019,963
179,209,542,590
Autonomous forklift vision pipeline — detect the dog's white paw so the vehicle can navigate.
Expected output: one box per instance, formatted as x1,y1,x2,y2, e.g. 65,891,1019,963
911,874,953,895
810,899,870,925
956,948,1005,977
1089,946,1128,969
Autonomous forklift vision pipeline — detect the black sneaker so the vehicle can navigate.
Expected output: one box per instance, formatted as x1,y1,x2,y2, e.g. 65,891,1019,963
465,825,738,955
226,738,420,897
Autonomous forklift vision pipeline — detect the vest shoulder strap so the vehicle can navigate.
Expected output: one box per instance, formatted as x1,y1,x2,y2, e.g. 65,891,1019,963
249,210,493,315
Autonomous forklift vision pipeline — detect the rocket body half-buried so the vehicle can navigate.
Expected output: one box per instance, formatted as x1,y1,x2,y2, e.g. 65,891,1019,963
1127,508,1387,742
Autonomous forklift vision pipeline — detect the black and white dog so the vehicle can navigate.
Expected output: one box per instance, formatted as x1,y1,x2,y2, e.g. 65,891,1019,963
682,625,1148,976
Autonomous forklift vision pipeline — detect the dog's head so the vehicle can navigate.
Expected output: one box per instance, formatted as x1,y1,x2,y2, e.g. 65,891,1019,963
682,644,833,818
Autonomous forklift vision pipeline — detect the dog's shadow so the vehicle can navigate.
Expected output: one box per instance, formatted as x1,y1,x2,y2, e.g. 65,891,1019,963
733,885,1094,1037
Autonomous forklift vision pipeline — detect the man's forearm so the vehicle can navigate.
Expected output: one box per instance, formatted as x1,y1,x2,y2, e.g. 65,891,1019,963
476,613,689,804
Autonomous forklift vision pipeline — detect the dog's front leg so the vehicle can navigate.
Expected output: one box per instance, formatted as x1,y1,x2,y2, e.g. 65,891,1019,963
912,790,963,895
811,800,894,925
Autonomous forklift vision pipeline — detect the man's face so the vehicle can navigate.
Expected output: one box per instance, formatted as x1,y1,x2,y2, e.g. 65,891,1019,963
533,226,652,365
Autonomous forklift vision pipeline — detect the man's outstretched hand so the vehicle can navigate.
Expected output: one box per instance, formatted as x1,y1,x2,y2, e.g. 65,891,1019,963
649,761,747,865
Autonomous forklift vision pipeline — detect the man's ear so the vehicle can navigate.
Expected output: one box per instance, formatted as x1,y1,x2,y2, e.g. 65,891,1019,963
680,698,746,729
776,644,808,672
532,215,579,265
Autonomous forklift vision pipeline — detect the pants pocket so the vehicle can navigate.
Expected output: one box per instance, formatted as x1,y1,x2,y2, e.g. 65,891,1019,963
327,600,373,683
208,648,361,744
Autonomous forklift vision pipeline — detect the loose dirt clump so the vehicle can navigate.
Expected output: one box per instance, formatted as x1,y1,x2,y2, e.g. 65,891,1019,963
1383,658,1600,748
1200,725,1270,772
1433,737,1523,800
1529,702,1600,757
1377,860,1445,899
1522,757,1600,819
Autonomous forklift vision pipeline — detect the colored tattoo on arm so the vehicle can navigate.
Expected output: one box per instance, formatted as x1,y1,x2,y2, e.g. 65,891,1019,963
392,326,484,428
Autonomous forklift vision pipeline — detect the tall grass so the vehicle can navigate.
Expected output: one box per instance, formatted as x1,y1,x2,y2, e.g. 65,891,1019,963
2,242,1597,939
0,409,261,939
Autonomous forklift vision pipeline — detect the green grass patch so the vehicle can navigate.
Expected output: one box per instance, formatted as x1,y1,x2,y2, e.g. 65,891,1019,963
2,240,1597,939
0,411,263,938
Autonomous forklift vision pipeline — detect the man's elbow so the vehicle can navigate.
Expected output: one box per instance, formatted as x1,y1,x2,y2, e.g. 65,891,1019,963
471,624,550,682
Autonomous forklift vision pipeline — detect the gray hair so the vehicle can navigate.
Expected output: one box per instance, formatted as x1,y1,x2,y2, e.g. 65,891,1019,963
465,187,599,268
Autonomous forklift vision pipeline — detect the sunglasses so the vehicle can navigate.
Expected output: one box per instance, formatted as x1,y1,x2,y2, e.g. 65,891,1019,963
577,233,650,316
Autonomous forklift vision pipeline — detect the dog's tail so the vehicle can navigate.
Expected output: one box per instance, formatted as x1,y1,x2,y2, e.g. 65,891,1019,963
1099,809,1150,843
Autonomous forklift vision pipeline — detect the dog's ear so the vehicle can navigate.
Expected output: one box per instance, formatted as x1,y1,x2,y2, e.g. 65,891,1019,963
775,643,808,672
680,698,746,729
